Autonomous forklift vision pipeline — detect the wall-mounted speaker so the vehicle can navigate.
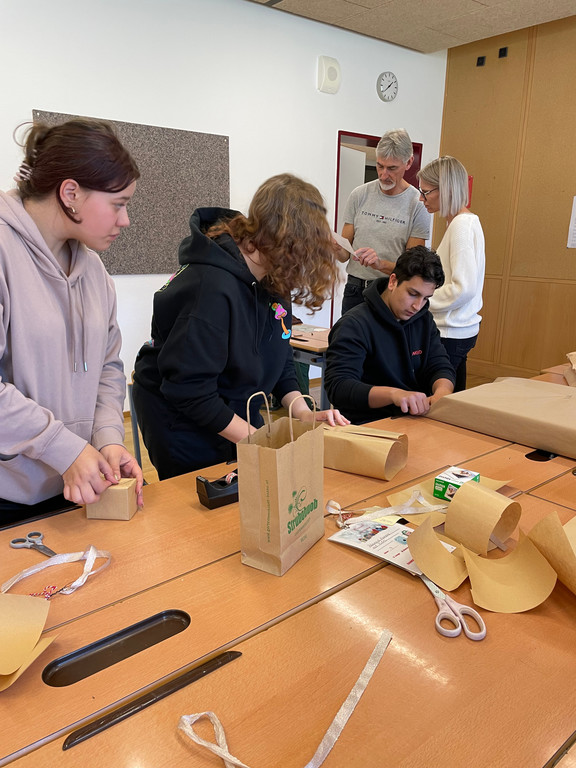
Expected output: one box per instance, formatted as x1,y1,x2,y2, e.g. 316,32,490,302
317,55,341,94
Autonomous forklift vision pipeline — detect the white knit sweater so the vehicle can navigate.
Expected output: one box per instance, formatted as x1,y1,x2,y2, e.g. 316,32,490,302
429,212,485,339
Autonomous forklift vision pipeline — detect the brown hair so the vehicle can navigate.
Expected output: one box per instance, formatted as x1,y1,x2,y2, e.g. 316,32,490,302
209,173,339,311
14,118,140,221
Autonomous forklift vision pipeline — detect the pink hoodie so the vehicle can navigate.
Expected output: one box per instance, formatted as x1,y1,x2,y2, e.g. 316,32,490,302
0,189,126,504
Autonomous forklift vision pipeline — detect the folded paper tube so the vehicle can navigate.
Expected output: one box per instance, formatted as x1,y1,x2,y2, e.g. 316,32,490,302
322,425,408,480
428,377,576,460
444,481,521,557
86,478,138,521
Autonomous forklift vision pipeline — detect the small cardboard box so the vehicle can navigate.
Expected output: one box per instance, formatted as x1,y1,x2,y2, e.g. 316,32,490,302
86,478,138,520
433,466,480,501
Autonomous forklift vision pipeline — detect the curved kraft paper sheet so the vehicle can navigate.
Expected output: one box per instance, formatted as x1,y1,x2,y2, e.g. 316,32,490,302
462,532,557,613
389,475,510,529
407,517,468,591
445,481,521,555
527,512,576,596
0,593,50,675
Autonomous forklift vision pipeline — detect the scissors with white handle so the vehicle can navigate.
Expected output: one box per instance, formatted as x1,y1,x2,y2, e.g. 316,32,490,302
419,574,486,641
10,531,57,558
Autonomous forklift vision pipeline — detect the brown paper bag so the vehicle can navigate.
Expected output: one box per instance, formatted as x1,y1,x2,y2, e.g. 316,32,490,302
237,393,325,576
322,425,407,480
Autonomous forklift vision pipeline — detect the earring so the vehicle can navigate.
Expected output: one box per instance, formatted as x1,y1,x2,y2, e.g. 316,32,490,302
69,206,76,215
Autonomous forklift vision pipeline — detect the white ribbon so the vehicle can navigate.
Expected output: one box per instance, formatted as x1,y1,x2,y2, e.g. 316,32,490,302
1,546,111,595
178,629,393,768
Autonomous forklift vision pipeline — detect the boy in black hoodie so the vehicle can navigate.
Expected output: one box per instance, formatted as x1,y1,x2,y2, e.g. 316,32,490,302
325,246,455,424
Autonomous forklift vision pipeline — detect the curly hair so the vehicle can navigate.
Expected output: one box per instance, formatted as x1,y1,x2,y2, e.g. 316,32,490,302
14,118,140,222
208,174,339,311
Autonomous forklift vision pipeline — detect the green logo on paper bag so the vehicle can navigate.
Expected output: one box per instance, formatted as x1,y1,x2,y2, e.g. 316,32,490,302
287,488,318,534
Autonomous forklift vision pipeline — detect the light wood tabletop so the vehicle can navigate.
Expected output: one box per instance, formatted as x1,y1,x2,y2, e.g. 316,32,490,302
1,520,385,764
11,551,576,768
527,469,576,512
3,419,575,767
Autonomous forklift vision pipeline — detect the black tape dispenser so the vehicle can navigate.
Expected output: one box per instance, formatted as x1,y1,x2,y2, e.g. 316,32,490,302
196,470,239,509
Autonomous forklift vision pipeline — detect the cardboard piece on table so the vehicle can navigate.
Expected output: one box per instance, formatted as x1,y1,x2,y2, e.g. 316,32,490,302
388,475,509,528
445,481,521,557
323,425,407,481
407,517,468,590
565,352,576,387
0,594,54,690
527,511,576,596
86,478,138,520
428,377,576,460
462,533,557,613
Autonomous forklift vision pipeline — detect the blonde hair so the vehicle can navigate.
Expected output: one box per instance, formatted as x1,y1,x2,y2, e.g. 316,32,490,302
209,174,339,311
418,156,469,218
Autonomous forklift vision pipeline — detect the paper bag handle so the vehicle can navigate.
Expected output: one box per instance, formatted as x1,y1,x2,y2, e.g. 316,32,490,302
245,391,272,443
288,394,317,442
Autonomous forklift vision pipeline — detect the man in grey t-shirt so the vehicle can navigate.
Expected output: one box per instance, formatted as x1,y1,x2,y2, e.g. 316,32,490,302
339,129,430,314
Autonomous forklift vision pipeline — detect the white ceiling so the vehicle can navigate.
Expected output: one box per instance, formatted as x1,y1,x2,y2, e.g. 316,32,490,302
245,0,576,53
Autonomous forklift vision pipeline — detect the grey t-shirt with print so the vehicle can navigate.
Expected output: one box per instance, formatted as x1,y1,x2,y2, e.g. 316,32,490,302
343,181,430,280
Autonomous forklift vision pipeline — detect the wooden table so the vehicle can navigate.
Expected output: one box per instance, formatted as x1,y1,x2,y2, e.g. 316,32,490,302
11,524,576,768
3,419,575,767
290,324,330,409
0,417,511,630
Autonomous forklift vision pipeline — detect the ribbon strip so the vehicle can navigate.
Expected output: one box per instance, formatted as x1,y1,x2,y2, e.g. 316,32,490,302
178,629,393,768
1,546,111,595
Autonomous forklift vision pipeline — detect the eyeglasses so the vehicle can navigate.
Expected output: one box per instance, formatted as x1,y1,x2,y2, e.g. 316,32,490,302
418,187,438,200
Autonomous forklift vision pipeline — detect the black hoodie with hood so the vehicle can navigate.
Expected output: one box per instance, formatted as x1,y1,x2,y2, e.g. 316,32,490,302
325,277,455,424
133,208,299,474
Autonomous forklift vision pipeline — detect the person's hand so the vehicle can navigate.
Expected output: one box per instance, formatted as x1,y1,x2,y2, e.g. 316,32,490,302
100,444,145,507
299,408,350,427
428,392,445,407
62,444,117,505
353,248,394,275
390,389,430,416
353,247,379,267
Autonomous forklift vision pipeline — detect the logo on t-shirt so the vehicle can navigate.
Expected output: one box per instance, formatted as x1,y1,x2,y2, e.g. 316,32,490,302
360,209,408,225
412,349,422,356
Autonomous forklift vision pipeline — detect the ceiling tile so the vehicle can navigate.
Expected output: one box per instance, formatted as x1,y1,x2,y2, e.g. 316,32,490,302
241,0,576,51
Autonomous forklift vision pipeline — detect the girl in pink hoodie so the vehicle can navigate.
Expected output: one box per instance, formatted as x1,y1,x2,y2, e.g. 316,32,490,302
0,118,143,523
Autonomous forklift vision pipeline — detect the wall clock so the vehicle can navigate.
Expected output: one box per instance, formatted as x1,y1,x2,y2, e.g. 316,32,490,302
377,71,398,102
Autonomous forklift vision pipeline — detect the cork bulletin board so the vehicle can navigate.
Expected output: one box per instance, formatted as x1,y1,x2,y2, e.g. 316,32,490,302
34,110,230,275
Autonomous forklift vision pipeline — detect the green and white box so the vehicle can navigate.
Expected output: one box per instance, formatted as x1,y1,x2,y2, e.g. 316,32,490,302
433,466,480,501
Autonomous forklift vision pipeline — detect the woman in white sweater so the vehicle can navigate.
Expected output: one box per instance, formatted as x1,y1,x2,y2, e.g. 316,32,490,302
417,156,485,391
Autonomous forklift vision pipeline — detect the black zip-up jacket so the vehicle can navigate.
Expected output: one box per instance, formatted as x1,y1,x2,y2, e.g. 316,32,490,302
325,277,455,424
134,207,299,450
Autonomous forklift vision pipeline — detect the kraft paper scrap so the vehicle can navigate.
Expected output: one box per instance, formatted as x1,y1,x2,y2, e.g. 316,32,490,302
462,533,557,613
0,594,55,691
388,475,509,528
406,481,561,612
444,481,521,557
565,352,576,387
322,425,407,481
528,512,576,595
407,517,468,590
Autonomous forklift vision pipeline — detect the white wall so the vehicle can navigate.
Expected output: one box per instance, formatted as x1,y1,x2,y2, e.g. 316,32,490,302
0,0,447,399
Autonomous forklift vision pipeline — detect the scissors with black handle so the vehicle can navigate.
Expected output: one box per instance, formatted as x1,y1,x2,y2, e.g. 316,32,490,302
10,531,57,558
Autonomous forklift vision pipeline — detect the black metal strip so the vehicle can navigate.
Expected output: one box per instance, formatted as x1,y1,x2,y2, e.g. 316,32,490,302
62,650,242,750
